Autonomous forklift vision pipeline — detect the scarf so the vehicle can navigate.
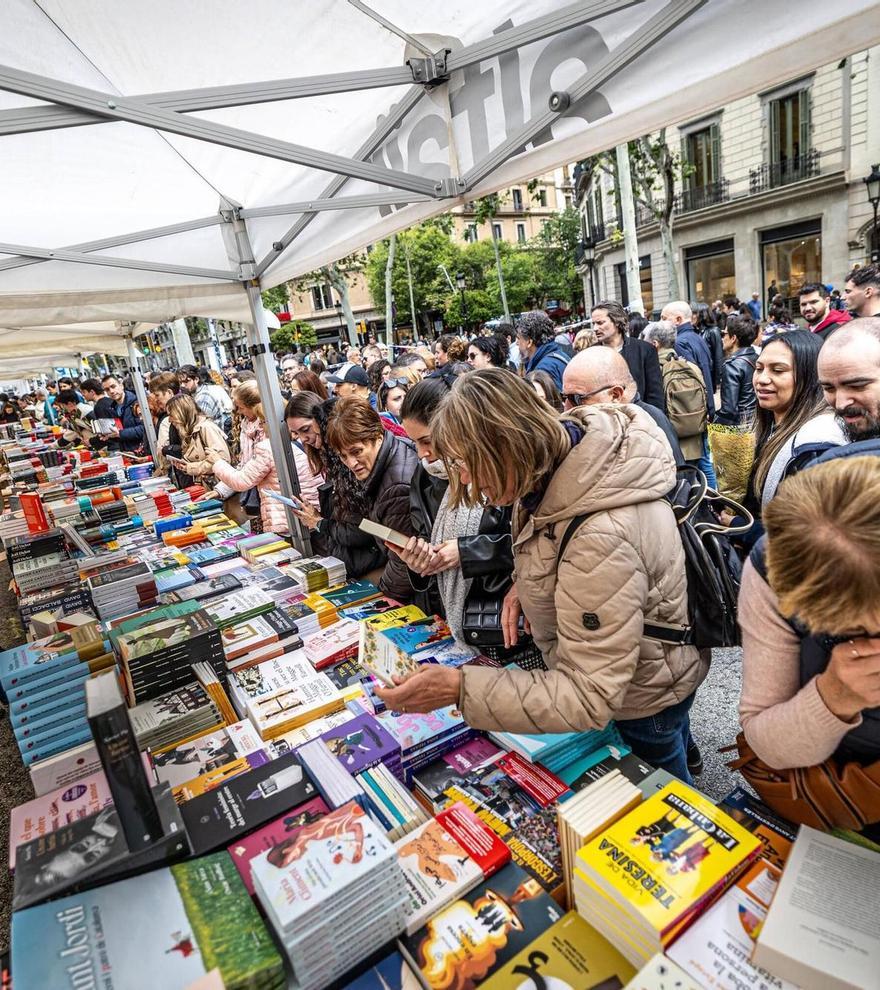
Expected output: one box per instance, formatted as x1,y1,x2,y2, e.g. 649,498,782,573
430,459,483,643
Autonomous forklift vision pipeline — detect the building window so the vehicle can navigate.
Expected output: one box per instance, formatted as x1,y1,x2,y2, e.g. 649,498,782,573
310,284,333,310
613,255,653,315
511,188,523,211
768,88,812,187
465,223,478,242
760,219,821,312
684,238,736,304
685,125,720,188
492,222,503,241
536,188,548,207
516,223,527,244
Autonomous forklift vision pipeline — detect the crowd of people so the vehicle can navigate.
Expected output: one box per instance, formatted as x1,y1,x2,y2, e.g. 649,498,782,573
7,260,880,833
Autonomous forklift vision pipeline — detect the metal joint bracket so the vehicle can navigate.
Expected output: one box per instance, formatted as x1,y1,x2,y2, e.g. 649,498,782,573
239,262,256,280
433,176,467,198
249,343,268,357
408,50,450,86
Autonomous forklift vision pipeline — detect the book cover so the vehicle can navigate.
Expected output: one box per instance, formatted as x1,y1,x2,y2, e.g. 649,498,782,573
751,826,880,990
324,655,369,689
340,950,420,990
151,721,266,793
622,953,703,990
322,580,380,609
250,801,399,929
395,817,484,934
219,615,278,661
320,712,402,775
128,682,214,739
28,741,102,797
340,596,403,621
173,752,271,802
719,788,797,870
576,781,762,941
227,795,330,895
482,909,636,989
303,618,360,668
375,706,467,755
434,802,511,879
399,862,564,990
167,573,242,603
411,639,476,670
180,751,316,856
668,860,797,990
11,852,284,990
411,737,504,805
9,771,113,870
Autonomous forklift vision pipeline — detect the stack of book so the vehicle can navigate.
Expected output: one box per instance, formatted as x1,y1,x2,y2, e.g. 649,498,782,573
85,560,159,620
557,768,644,907
303,617,360,668
354,763,428,841
300,591,340,628
128,680,224,752
206,587,275,628
288,555,345,593
490,721,626,775
573,781,762,966
252,801,409,990
410,736,506,812
221,610,301,673
228,653,345,739
12,550,79,596
114,607,225,705
297,738,368,810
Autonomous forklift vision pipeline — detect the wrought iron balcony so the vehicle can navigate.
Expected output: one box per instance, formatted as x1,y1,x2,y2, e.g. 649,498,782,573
674,178,730,213
749,149,820,194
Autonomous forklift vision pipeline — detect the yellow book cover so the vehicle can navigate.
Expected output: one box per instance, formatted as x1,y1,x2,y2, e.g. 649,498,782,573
358,605,427,679
481,910,636,989
577,781,761,939
249,540,290,558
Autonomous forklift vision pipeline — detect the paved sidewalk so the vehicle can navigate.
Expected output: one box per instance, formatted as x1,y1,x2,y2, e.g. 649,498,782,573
689,646,746,800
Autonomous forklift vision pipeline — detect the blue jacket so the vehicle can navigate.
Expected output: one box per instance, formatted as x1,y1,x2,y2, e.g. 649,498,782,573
524,341,570,390
674,324,715,418
112,390,146,452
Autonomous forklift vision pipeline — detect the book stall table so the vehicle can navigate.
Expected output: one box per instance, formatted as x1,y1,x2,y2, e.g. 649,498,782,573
0,420,878,990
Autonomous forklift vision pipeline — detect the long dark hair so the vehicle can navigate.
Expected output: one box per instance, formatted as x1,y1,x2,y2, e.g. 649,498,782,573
284,391,368,519
752,329,826,497
524,370,564,413
399,375,453,426
468,334,510,368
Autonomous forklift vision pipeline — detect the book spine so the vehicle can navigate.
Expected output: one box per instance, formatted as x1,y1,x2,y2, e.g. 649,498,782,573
88,700,164,851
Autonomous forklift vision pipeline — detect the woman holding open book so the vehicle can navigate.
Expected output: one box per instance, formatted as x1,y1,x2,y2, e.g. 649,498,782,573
375,369,706,781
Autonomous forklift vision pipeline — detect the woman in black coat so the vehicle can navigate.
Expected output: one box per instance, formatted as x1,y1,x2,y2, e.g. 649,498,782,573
388,375,515,647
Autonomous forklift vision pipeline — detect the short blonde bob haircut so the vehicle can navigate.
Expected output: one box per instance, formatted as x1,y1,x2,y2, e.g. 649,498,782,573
432,368,568,508
764,456,880,634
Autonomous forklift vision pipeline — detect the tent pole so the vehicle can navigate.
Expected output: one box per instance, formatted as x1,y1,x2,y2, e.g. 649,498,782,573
125,336,159,466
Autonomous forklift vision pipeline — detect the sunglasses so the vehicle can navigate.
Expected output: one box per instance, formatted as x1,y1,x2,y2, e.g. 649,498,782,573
381,378,411,390
562,385,612,407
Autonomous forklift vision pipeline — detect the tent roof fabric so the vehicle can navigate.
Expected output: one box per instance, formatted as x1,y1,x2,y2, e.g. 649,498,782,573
1,0,878,341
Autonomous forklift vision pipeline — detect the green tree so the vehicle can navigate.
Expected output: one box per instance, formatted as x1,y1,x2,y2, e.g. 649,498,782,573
531,207,584,311
271,320,318,351
261,283,290,313
444,288,493,329
289,253,366,346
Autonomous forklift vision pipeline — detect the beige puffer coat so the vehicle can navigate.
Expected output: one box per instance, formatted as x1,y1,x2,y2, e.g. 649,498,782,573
460,404,706,734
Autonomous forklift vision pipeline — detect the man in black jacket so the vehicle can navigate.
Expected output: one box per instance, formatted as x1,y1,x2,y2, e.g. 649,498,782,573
590,300,665,411
715,315,758,426
101,374,145,452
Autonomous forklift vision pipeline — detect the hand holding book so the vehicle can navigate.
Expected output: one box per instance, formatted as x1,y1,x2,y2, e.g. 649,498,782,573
374,664,461,715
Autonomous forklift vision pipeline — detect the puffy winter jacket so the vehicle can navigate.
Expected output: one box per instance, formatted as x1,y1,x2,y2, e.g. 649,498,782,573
362,431,419,602
716,346,757,426
523,341,571,390
460,404,707,733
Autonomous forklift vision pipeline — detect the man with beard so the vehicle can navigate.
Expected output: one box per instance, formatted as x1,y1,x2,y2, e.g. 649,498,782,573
798,282,852,342
818,318,880,441
844,264,880,319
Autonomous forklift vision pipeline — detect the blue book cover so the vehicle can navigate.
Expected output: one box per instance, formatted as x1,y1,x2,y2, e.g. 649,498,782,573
0,635,111,692
379,617,453,655
9,672,91,722
21,723,93,766
11,853,284,990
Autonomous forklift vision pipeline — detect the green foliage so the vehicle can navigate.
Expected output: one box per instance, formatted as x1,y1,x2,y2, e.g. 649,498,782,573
532,207,584,308
271,319,318,351
261,283,290,313
444,288,493,328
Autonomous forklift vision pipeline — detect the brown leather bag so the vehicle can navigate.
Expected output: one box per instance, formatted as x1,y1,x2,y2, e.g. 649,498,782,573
725,732,880,831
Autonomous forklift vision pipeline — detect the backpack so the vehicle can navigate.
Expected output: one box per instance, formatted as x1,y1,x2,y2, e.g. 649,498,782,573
555,466,753,649
660,352,707,441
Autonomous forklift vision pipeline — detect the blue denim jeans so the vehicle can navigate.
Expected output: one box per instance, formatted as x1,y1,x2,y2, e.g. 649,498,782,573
615,692,696,785
687,432,718,490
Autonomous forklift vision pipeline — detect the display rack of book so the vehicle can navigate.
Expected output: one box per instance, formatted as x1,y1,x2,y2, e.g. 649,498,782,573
2,423,879,990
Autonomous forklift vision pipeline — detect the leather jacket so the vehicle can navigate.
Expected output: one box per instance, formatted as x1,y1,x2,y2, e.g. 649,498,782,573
716,346,758,426
699,324,725,392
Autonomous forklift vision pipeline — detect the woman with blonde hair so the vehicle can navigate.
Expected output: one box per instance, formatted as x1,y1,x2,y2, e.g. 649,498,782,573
163,393,230,487
375,368,705,779
573,326,598,351
202,380,322,534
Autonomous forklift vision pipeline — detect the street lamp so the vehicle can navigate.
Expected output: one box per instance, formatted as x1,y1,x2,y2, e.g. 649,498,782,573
334,300,345,347
455,272,468,333
582,237,596,312
865,163,880,263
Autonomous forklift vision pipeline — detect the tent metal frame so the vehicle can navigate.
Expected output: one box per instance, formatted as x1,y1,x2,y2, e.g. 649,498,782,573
0,0,702,553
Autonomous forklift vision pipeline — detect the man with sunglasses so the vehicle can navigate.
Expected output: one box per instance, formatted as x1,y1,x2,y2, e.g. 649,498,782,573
561,347,685,466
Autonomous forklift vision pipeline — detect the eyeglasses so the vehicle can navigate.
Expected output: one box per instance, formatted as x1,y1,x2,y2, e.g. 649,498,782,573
562,385,612,407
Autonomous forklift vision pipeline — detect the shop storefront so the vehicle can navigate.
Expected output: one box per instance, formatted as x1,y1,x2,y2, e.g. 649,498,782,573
760,219,822,311
685,238,737,304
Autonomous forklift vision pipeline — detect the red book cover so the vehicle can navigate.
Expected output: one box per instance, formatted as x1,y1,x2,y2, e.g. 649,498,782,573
20,493,49,534
496,752,569,807
435,801,510,878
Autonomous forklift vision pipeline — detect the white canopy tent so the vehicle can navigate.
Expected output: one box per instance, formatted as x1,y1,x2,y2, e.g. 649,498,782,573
2,0,878,547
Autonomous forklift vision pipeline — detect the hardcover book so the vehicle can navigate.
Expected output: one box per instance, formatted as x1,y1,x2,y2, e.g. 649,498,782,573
11,852,285,990
319,712,402,775
398,862,564,990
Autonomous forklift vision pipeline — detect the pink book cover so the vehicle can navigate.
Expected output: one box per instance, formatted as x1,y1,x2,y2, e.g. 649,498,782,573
9,770,113,869
226,795,329,894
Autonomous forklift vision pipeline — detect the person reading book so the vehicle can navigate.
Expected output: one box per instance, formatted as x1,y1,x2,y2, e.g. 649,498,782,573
326,396,418,603
738,453,880,836
375,369,706,782
164,394,231,488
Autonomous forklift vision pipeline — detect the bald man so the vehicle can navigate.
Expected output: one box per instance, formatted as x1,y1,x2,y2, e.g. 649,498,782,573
818,317,880,442
562,347,684,465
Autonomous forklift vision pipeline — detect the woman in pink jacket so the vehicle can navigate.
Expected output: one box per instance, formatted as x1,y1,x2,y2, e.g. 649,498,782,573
204,380,322,535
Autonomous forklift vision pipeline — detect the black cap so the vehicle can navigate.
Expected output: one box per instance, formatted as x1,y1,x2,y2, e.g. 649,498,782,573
327,364,370,387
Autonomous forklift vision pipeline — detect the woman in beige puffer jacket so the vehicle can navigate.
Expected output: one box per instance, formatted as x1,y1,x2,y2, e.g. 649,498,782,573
375,369,707,779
